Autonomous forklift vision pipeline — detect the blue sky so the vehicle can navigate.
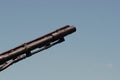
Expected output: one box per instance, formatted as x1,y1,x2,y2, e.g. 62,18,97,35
0,0,119,80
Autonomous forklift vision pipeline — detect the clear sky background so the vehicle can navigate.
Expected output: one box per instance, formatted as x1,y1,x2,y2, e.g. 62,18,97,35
0,0,119,80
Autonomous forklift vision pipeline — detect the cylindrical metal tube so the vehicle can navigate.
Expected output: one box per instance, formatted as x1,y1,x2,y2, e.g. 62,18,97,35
0,25,76,65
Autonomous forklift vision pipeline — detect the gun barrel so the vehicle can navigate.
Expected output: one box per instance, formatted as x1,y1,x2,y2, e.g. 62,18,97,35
0,25,76,65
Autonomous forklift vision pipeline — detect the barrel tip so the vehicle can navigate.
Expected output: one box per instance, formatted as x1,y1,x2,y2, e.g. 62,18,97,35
70,25,77,32
65,25,77,31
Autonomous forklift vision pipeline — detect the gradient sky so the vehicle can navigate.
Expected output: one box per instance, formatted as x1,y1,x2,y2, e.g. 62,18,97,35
0,0,119,80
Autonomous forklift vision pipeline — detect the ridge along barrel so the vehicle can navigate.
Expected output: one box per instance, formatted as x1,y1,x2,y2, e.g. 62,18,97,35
0,25,76,65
